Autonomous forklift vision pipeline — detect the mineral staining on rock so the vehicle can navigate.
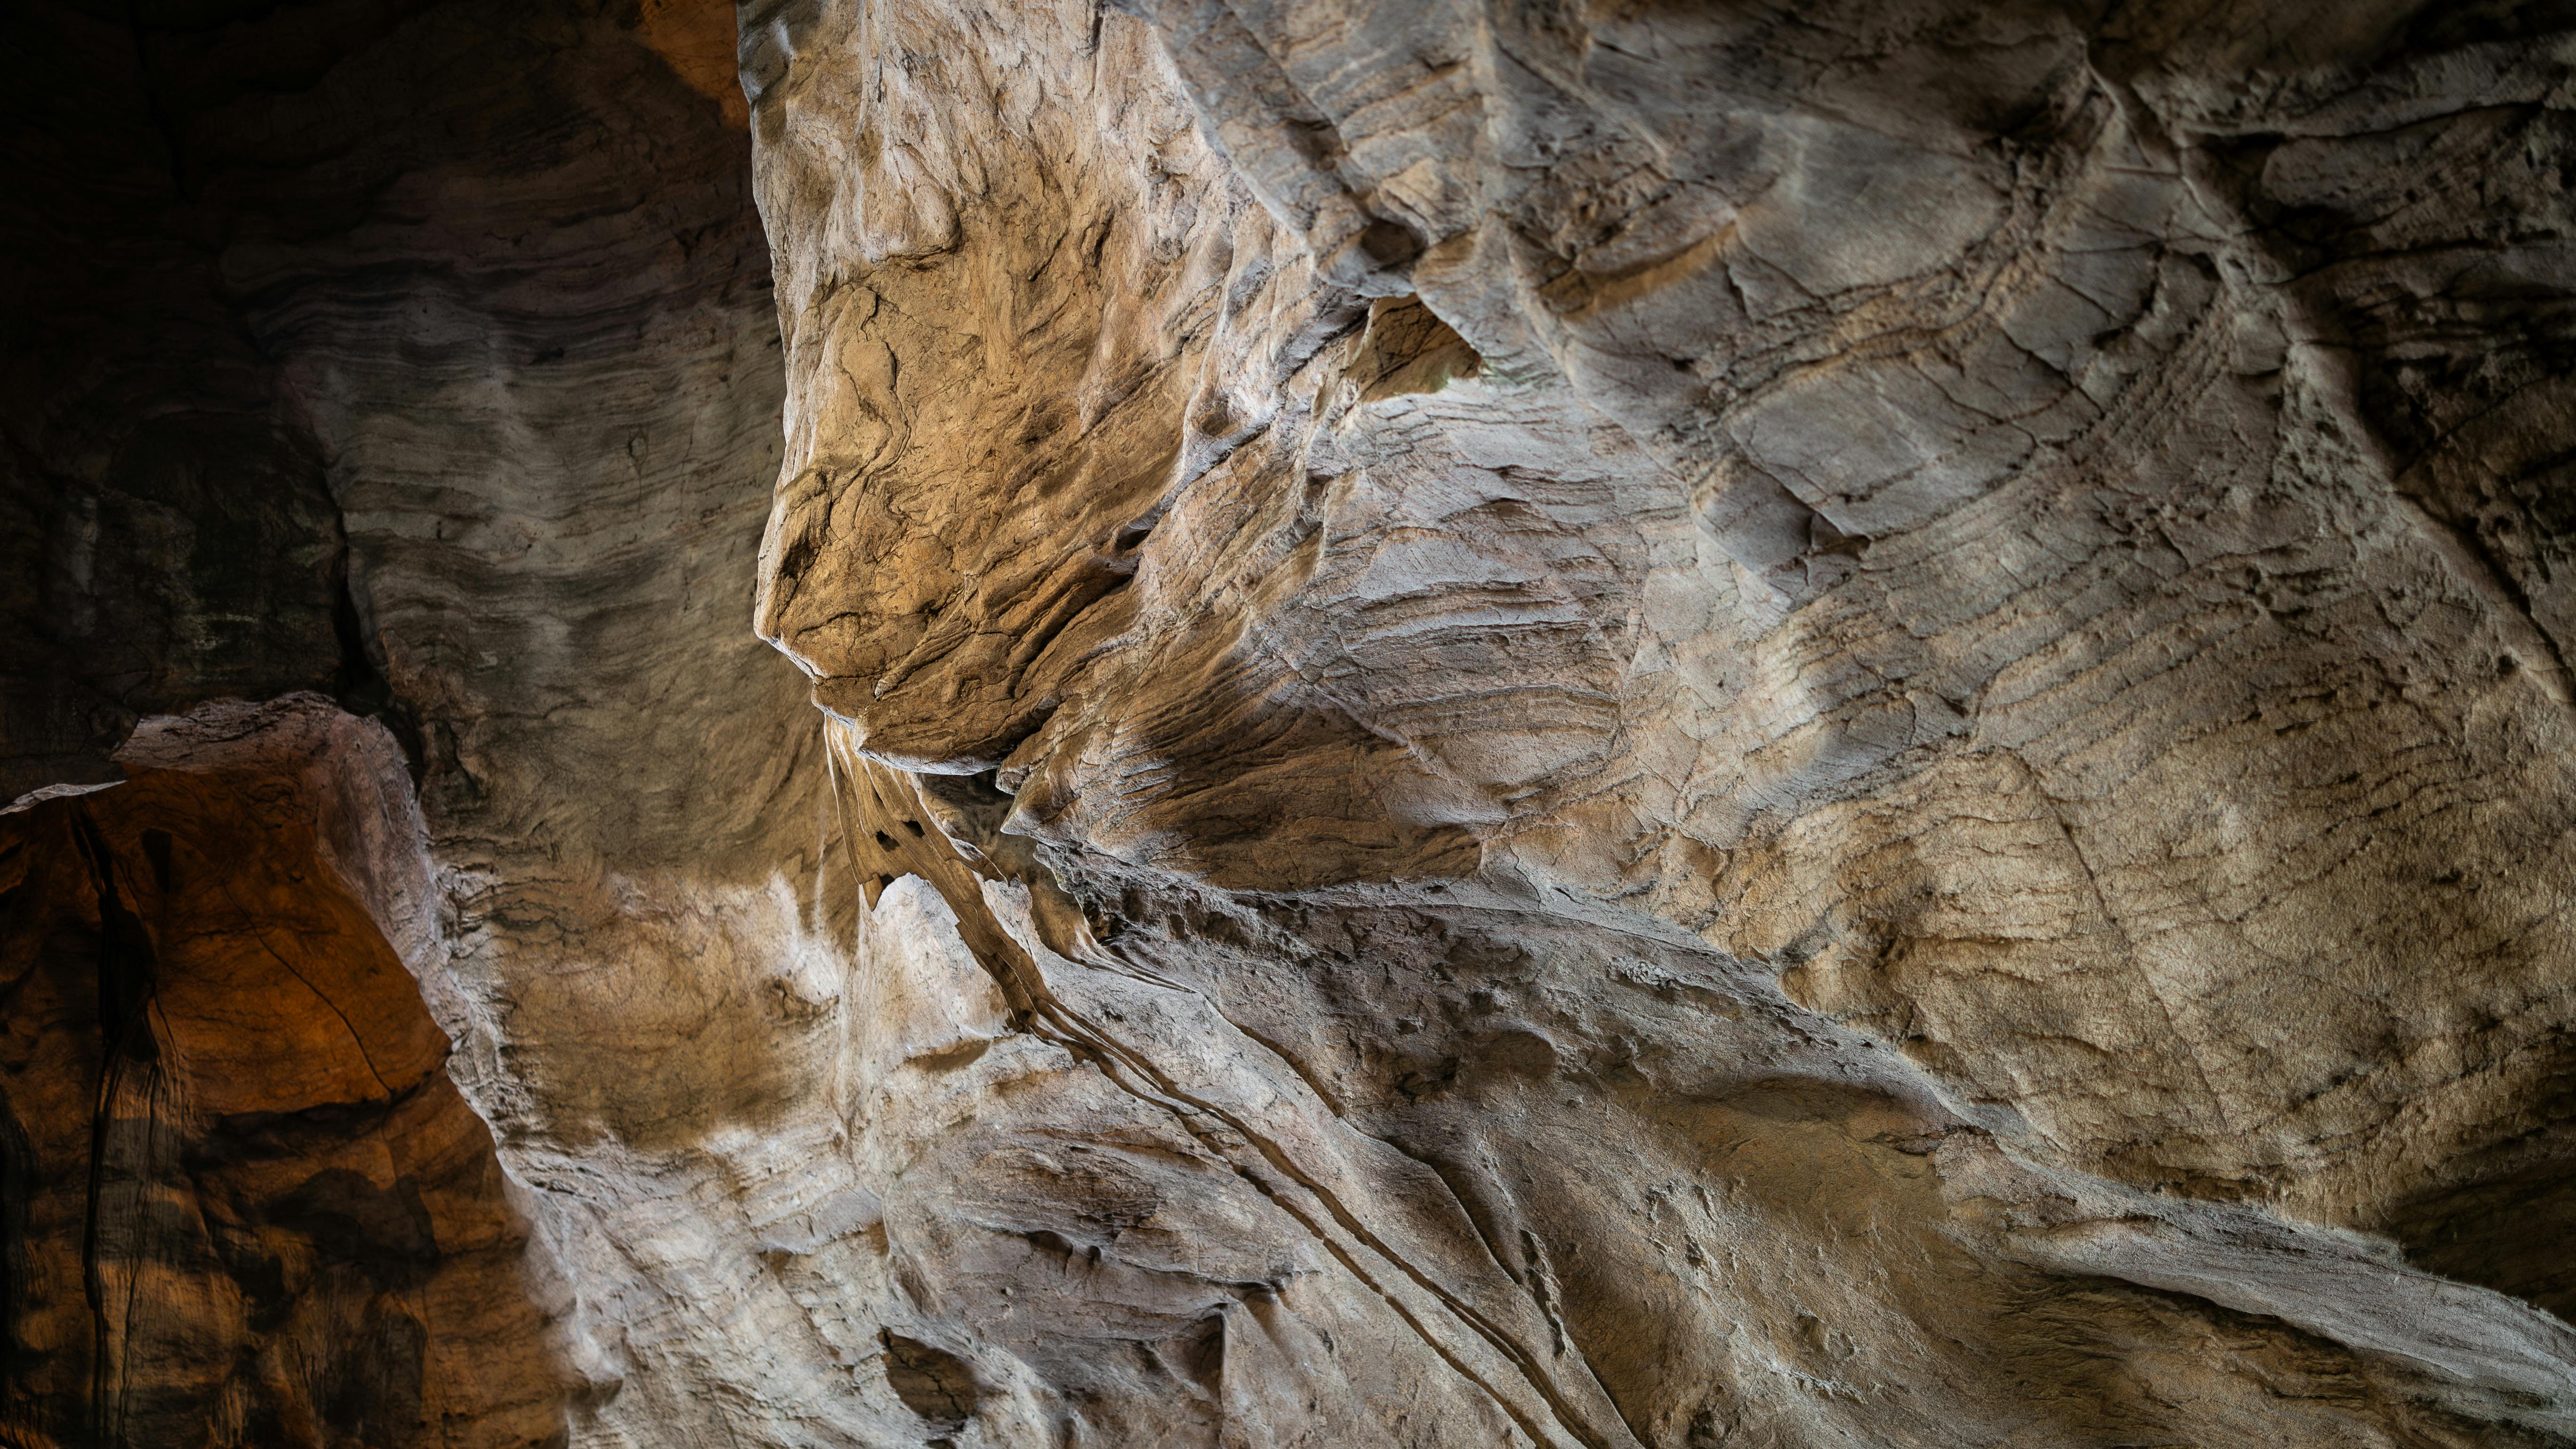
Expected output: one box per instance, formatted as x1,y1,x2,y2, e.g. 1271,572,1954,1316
0,700,565,1447
2,3,810,1443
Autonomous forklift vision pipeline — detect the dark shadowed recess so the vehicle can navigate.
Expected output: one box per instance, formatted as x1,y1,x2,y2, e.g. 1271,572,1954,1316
0,0,759,808
0,0,760,1444
2,0,420,808
2381,1055,2576,1324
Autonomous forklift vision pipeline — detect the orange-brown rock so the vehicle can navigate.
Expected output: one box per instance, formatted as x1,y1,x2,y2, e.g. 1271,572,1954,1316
0,700,565,1448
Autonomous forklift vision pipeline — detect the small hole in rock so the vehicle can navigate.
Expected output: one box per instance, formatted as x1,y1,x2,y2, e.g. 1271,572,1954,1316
1359,218,1423,267
882,1331,983,1432
142,829,174,894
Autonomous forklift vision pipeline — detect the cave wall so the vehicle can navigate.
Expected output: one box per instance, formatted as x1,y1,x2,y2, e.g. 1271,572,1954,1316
0,2,393,809
0,700,564,1448
737,0,2576,1444
3,0,2575,1447
1,2,832,1444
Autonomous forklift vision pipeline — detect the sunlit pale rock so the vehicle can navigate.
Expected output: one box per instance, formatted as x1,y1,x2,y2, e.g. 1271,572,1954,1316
740,0,2576,1443
8,0,2576,1446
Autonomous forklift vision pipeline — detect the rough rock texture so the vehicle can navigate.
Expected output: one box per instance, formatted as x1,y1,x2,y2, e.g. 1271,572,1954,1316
0,700,566,1448
1,4,393,809
741,0,2576,1444
8,0,2576,1446
2,2,828,1444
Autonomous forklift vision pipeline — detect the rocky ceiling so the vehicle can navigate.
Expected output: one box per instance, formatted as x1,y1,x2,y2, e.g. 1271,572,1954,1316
5,1,2576,1447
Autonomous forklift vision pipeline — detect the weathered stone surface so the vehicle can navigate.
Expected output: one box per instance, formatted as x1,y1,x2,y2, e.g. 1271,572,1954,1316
742,0,2576,1443
2,3,823,1443
8,0,2576,1446
0,698,565,1448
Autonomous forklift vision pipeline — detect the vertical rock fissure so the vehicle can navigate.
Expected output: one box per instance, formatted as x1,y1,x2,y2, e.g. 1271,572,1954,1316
69,806,163,1449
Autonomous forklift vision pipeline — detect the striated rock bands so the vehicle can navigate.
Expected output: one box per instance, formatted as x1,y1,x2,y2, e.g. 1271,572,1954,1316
743,0,2576,1444
5,0,2576,1446
4,1,813,1443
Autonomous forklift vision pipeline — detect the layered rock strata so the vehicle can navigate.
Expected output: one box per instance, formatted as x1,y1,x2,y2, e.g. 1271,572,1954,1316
0,700,564,1447
741,0,2576,1444
5,0,2576,1447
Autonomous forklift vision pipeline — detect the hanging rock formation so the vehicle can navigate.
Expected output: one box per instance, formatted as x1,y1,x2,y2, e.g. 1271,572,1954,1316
3,0,2575,1446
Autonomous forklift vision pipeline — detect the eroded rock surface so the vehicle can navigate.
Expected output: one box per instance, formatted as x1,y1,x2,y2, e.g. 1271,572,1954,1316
3,2,827,1443
8,0,2576,1446
0,699,564,1448
739,0,2576,1444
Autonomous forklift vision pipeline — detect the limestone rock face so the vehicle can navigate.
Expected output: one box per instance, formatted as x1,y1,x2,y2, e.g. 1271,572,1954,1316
741,0,2576,1444
7,0,2576,1447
